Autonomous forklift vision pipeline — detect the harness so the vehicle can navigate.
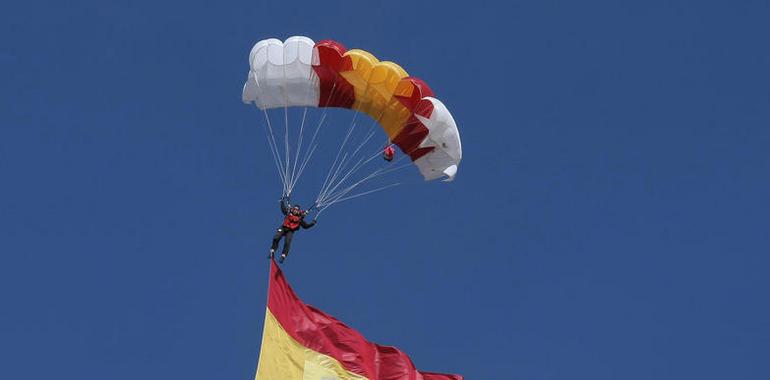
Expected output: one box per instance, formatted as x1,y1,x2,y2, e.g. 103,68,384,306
283,213,302,230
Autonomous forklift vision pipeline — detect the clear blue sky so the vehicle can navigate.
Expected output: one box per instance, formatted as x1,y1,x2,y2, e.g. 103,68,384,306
2,1,769,379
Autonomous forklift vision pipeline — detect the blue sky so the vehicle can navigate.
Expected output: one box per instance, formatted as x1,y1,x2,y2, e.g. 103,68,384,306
2,0,769,379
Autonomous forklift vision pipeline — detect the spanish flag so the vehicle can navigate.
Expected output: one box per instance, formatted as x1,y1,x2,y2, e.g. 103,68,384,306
255,260,464,380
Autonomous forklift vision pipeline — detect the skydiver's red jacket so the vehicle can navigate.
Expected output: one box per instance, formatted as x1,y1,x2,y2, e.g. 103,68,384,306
280,198,316,231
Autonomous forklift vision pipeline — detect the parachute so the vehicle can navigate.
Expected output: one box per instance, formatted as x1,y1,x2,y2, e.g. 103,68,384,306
242,36,462,213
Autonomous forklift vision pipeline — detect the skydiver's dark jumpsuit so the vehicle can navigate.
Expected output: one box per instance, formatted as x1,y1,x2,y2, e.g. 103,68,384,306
271,197,316,257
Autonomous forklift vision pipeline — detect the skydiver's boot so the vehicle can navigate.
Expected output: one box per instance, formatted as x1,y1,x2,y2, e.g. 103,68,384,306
279,253,287,264
269,248,275,259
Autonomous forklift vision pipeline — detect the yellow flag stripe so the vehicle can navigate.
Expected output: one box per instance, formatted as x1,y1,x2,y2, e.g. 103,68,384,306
255,309,369,380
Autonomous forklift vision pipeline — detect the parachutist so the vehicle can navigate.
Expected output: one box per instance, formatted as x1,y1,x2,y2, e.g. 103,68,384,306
270,196,316,262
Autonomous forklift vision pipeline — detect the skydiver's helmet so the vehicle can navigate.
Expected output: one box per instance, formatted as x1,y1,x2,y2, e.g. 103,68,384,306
291,205,301,215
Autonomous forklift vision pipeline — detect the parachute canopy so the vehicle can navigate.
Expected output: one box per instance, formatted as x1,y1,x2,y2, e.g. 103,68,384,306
243,36,462,181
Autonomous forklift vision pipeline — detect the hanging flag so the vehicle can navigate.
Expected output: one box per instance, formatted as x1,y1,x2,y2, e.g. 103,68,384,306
255,260,463,380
